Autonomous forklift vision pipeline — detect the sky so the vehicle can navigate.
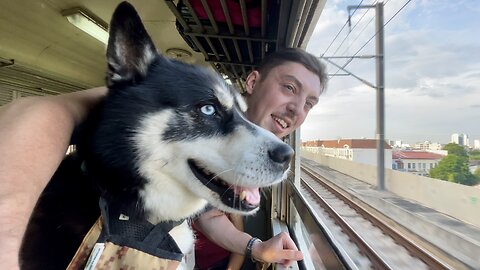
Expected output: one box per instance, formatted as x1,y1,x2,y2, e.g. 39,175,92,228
303,0,480,145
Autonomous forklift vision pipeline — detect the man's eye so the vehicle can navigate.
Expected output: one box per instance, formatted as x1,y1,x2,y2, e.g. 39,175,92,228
200,104,216,115
284,84,295,92
305,102,314,109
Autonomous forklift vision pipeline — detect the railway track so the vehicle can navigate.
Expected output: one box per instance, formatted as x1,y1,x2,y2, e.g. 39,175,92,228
300,162,452,270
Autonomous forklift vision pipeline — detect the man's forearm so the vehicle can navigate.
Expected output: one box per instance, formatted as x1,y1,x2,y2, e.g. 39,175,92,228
196,210,303,265
195,210,251,255
227,253,245,270
0,98,76,269
0,87,106,269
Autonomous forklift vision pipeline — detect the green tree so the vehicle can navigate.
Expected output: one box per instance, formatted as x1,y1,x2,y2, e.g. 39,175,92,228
475,167,480,182
430,154,478,186
443,143,468,157
469,150,480,161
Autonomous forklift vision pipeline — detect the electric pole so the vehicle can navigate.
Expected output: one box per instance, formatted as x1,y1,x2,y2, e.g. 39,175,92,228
321,2,386,190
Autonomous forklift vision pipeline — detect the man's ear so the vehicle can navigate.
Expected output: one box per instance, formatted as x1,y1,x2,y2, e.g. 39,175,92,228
245,70,260,95
106,1,157,87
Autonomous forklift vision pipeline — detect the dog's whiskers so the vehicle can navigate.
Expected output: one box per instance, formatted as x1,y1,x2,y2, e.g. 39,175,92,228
205,168,234,186
217,169,242,208
213,168,234,180
225,170,249,209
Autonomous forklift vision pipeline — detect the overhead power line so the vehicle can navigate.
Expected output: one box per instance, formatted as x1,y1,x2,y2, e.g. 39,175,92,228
329,0,412,77
322,0,365,56
338,7,376,57
330,0,378,56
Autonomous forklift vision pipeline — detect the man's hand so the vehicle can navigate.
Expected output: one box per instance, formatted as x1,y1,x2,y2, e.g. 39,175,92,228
252,232,303,266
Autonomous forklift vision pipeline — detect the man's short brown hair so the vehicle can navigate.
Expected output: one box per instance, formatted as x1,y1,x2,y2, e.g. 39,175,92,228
257,48,328,94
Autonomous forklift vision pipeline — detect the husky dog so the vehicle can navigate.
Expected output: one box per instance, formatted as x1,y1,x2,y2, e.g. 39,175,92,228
20,2,293,269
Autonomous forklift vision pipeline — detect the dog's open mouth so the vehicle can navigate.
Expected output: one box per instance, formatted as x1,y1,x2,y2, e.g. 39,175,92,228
187,159,260,212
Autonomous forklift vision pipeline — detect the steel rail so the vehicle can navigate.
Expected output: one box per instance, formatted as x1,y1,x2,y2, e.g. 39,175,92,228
301,164,452,270
300,175,392,270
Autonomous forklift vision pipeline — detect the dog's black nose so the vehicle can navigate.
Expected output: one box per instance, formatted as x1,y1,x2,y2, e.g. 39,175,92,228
268,144,294,169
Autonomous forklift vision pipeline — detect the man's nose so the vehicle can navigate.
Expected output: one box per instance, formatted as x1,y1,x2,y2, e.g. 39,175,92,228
286,100,302,116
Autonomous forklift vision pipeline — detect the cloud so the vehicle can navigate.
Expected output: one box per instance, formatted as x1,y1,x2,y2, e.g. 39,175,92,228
303,0,480,144
411,71,480,98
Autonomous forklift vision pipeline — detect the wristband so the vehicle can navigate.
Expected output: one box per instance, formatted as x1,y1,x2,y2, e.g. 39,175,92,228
245,237,262,262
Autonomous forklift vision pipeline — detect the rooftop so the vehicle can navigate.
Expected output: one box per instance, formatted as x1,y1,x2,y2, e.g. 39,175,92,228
303,139,392,149
393,151,445,160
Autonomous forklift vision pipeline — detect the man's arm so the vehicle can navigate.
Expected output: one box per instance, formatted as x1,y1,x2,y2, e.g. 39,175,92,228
227,214,245,270
195,209,303,266
0,87,106,269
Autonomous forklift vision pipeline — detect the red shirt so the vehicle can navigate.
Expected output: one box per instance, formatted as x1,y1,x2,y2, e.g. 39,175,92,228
192,222,230,270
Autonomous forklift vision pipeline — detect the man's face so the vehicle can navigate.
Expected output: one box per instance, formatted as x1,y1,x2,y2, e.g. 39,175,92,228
245,62,321,138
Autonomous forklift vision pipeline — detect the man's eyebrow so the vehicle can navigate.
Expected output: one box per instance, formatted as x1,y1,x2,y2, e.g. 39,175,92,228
282,75,303,89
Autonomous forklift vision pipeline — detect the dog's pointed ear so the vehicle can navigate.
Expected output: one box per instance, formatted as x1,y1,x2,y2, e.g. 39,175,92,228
106,1,157,87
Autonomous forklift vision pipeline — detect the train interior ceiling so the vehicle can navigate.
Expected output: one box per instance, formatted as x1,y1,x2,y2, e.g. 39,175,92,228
0,0,326,106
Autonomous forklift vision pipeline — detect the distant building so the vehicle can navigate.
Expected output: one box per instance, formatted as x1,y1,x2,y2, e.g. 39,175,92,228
392,151,445,176
414,141,443,151
394,140,403,148
414,141,428,150
451,133,469,147
391,140,411,149
429,142,443,150
426,149,448,156
400,143,412,149
474,139,480,150
302,139,392,168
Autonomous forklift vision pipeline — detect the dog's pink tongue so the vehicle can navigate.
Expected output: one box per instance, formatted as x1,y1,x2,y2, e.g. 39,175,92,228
233,186,261,205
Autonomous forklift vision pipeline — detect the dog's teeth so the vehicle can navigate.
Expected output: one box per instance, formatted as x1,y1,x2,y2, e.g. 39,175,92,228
240,191,246,201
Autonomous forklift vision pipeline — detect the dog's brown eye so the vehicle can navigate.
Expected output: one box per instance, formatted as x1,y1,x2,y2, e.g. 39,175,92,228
200,104,216,116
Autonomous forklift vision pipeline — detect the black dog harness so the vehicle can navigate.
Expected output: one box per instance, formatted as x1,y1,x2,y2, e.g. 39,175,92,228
67,197,185,270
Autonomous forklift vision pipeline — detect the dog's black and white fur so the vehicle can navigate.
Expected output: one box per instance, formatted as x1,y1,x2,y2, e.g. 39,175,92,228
20,2,293,269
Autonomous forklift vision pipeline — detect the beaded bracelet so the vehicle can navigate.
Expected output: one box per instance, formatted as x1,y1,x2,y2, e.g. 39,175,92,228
245,237,262,262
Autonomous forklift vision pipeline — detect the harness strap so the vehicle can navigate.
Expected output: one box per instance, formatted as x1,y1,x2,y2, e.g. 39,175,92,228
67,196,185,269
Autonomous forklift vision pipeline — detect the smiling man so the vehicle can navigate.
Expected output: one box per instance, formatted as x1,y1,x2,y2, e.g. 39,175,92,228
194,48,328,269
245,60,323,138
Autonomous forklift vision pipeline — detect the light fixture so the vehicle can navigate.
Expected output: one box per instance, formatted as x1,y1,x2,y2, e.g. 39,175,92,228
62,7,109,44
166,48,192,61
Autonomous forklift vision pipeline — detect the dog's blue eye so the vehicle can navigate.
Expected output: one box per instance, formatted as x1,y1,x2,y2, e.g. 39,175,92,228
200,105,216,115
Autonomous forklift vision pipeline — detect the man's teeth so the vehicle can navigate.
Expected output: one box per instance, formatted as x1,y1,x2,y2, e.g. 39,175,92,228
273,116,288,128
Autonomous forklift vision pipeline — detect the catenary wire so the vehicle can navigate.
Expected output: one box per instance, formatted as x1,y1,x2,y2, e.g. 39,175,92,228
322,0,365,56
330,0,377,56
330,0,412,78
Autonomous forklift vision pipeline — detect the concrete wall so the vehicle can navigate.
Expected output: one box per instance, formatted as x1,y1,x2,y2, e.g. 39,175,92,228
353,148,392,169
301,150,480,228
